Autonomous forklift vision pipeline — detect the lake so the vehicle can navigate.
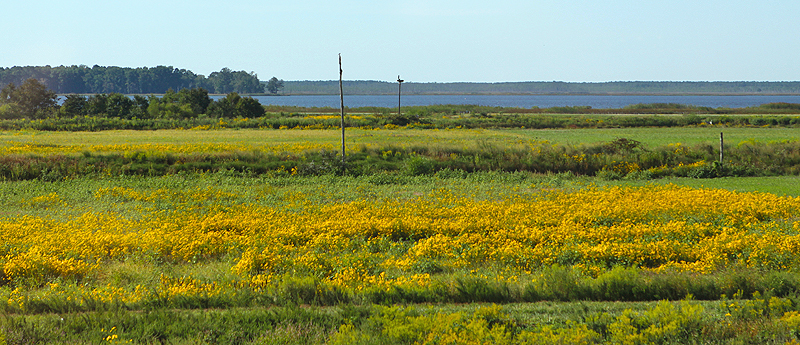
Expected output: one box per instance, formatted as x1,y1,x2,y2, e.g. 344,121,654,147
231,94,800,109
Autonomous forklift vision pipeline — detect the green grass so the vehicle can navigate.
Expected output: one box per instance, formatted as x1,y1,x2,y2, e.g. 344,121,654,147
2,126,797,149
0,298,792,344
511,126,799,147
3,127,798,181
0,128,338,147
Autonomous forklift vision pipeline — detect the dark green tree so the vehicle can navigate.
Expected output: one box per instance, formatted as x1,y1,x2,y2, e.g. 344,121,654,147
177,88,211,114
85,94,109,115
131,95,150,117
60,94,88,116
57,66,87,93
236,97,266,117
266,77,284,94
207,68,263,94
146,89,193,119
104,67,126,93
208,68,234,94
206,92,239,117
231,71,263,93
206,92,264,117
0,65,269,94
105,93,134,118
0,78,57,118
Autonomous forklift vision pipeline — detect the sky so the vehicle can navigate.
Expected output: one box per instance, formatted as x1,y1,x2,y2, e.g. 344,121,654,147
2,1,799,83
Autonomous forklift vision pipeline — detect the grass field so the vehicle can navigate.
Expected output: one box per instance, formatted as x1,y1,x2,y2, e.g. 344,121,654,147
2,126,798,151
2,126,800,344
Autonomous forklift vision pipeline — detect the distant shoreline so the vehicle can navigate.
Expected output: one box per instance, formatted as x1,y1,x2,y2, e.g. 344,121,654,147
281,80,800,97
276,92,800,96
58,92,800,99
6,65,799,95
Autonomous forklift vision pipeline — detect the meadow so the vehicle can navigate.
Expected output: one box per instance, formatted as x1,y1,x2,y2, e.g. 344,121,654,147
2,125,800,181
3,125,798,148
2,120,800,344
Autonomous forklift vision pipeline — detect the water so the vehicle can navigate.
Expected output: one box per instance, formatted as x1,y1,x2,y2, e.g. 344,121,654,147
234,94,800,109
63,94,800,109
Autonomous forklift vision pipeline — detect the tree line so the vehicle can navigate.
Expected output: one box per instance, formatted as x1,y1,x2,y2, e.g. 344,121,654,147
1,79,265,119
0,65,284,95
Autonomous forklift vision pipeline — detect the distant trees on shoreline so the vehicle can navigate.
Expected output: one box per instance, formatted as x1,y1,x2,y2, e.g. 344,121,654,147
1,79,265,119
0,65,267,95
6,65,797,96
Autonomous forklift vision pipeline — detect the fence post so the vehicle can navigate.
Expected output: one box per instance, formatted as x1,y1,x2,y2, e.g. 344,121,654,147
719,132,724,166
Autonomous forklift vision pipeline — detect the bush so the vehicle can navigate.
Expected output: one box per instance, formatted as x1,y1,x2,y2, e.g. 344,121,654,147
402,155,436,176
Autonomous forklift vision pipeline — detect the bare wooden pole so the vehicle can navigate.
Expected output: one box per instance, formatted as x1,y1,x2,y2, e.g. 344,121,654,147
719,132,724,166
397,75,404,115
339,54,345,167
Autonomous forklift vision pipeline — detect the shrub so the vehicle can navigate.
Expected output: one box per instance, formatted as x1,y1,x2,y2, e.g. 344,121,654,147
402,155,436,176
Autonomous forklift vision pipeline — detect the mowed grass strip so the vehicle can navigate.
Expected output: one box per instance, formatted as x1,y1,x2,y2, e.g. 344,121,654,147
1,126,797,154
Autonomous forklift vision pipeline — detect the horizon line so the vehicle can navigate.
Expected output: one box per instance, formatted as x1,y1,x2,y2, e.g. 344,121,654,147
285,80,800,83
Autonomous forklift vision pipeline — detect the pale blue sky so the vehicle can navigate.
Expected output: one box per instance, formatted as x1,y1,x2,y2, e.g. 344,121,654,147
2,1,798,82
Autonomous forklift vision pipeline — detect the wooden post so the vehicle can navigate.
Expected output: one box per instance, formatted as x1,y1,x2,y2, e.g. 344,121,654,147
719,132,724,166
397,75,404,115
339,54,345,167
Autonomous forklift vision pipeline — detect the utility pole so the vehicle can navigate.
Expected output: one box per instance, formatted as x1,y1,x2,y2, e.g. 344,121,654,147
339,54,345,167
397,75,404,115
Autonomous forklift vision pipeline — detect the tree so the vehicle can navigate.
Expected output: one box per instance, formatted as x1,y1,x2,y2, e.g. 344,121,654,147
0,78,57,118
177,87,211,114
131,95,150,117
236,97,265,117
105,93,134,118
208,68,234,94
60,94,88,116
206,92,240,117
232,71,262,94
0,65,272,94
85,94,109,115
266,77,284,94
206,92,264,117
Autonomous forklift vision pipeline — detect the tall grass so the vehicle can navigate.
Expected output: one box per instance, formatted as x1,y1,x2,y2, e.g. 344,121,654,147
2,111,800,131
4,269,800,344
2,138,798,180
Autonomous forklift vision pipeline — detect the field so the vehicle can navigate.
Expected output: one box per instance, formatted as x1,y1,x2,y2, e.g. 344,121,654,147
3,124,800,182
3,126,799,148
2,122,800,344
